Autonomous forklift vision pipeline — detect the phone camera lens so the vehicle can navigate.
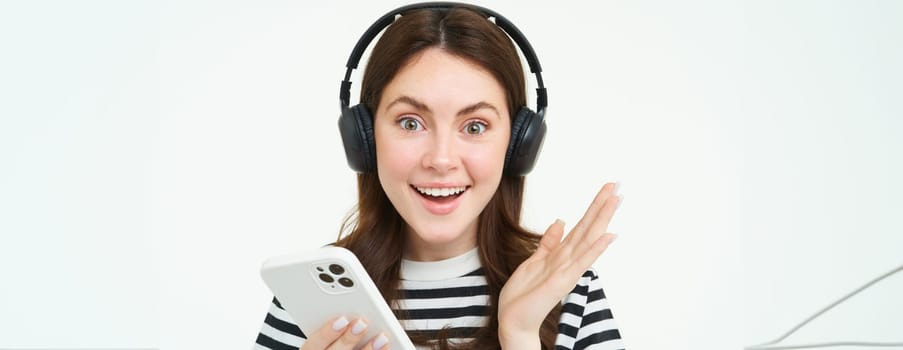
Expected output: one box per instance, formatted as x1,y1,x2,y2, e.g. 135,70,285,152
318,273,334,283
329,264,345,275
338,277,354,287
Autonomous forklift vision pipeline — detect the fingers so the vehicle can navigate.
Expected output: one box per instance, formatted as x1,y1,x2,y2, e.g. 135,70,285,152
575,232,618,272
565,182,620,246
301,316,370,350
301,316,351,350
573,191,622,258
359,333,390,350
535,219,565,258
326,319,369,350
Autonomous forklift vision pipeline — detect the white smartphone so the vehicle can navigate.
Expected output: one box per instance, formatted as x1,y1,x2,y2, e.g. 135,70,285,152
260,246,416,350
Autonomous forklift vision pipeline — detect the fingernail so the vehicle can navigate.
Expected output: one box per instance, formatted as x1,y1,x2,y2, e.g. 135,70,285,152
373,334,389,349
332,316,349,331
617,194,624,208
555,218,564,226
351,319,367,335
610,233,619,242
614,181,621,192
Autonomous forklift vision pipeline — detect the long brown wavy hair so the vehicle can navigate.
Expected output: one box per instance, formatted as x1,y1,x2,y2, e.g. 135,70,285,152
335,6,561,349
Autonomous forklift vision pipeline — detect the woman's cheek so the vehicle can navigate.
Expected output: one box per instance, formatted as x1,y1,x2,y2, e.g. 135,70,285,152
378,137,421,171
461,142,507,178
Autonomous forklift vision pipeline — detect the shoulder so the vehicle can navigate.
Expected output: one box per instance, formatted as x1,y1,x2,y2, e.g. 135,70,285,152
558,268,625,349
560,267,618,329
567,267,615,319
255,297,306,349
561,267,607,320
567,267,606,301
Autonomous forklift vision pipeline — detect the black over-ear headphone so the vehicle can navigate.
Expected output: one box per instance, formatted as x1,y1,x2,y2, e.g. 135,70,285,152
338,2,547,176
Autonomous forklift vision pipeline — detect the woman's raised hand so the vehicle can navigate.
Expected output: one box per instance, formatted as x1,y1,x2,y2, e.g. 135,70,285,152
299,316,389,350
498,182,621,347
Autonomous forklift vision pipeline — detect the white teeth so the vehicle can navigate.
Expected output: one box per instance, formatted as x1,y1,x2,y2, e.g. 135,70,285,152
414,186,467,197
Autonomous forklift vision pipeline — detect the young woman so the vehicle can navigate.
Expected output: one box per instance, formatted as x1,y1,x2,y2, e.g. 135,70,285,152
255,4,624,350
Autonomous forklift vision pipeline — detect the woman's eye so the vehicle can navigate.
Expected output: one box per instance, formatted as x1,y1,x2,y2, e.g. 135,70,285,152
464,121,487,135
399,118,422,131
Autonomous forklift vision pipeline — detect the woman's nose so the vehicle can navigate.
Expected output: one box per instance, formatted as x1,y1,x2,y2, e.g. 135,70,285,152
421,133,460,173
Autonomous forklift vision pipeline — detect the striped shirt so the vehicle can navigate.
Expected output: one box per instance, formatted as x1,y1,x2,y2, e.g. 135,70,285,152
255,248,624,350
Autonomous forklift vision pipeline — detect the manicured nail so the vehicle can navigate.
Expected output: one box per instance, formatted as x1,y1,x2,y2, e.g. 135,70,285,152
373,333,389,349
351,319,367,335
614,181,621,192
617,194,624,208
555,218,564,226
332,316,349,331
610,233,619,243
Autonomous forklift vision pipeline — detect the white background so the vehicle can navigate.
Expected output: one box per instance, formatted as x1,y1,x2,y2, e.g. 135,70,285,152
0,1,900,349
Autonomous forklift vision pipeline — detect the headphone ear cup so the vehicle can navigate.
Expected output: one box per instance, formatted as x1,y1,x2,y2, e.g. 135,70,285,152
505,106,547,176
355,104,377,172
338,104,376,173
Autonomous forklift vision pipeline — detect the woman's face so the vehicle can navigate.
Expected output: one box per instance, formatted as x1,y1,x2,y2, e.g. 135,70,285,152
374,48,511,261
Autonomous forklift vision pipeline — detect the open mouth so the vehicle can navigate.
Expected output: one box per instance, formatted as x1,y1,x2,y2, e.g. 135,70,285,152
410,185,470,204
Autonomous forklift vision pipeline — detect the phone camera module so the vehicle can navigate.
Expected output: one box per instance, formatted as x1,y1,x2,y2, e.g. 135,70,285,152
329,264,345,275
338,277,354,288
318,273,334,283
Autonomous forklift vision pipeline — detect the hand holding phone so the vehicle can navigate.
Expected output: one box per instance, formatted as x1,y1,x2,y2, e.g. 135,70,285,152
298,314,388,350
260,246,415,350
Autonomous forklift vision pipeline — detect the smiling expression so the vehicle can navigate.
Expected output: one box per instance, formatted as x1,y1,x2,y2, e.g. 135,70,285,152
374,48,511,261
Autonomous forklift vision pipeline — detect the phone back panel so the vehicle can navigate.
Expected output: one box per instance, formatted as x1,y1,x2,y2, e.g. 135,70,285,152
261,246,416,350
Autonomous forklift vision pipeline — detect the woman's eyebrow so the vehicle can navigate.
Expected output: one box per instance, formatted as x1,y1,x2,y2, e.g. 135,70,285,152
386,96,501,120
386,96,430,113
457,101,500,119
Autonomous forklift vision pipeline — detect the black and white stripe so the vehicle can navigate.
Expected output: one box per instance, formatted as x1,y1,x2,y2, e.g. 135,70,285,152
394,269,491,344
254,267,624,350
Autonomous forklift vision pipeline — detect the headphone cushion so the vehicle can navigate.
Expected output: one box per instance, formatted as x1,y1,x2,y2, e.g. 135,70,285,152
338,103,376,173
505,106,547,176
506,107,533,174
351,104,376,172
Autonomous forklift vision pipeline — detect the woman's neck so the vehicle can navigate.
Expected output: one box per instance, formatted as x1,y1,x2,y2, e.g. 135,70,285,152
403,230,478,261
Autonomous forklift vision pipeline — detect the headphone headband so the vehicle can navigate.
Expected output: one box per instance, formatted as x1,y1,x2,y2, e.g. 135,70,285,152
339,2,547,113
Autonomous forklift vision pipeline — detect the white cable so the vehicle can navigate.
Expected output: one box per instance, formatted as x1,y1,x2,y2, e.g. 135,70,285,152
745,262,903,350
